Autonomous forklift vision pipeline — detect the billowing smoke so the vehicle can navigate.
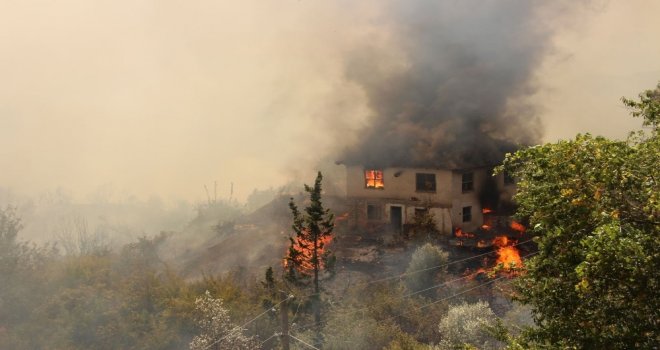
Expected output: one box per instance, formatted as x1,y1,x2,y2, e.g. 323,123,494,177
342,1,579,169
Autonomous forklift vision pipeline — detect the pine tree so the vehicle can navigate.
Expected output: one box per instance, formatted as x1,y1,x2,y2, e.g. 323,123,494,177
285,171,335,347
285,172,335,288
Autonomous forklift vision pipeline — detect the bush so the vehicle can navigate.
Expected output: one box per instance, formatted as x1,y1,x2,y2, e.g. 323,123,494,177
403,243,448,298
436,301,500,350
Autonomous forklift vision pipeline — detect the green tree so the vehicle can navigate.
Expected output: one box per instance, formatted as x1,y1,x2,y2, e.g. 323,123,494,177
497,83,660,348
285,171,335,347
403,243,448,298
436,301,499,350
189,291,258,350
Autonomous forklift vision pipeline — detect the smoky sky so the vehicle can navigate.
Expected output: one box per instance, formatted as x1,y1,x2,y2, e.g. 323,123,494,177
342,1,572,169
0,0,658,201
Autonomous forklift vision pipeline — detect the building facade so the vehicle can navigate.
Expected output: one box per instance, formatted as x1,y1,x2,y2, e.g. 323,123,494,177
345,165,515,235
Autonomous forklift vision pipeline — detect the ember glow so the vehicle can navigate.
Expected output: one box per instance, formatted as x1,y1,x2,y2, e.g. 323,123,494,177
365,170,384,189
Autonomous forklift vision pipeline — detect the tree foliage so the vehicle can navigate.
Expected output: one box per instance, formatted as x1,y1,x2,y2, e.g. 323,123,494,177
498,83,660,348
622,81,660,129
189,291,258,350
285,171,335,285
435,301,499,350
403,243,448,298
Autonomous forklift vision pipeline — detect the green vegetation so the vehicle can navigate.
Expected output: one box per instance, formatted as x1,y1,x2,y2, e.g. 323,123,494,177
497,82,659,348
403,243,449,298
1,84,658,349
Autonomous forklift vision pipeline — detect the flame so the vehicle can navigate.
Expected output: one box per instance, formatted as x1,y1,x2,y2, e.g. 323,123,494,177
365,170,384,188
482,208,493,214
284,233,333,271
454,228,475,238
492,236,522,270
510,220,526,233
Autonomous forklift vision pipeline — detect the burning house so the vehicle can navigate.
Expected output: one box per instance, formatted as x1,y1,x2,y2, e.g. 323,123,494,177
331,1,559,266
343,164,516,236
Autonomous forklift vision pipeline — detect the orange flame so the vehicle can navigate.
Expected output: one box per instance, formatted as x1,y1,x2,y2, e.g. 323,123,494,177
492,236,522,271
482,208,493,214
365,170,384,189
454,228,475,238
284,234,333,271
510,220,526,233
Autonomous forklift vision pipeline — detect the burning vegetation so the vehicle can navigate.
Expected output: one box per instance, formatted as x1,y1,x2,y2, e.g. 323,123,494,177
284,233,333,272
454,207,527,276
492,236,523,270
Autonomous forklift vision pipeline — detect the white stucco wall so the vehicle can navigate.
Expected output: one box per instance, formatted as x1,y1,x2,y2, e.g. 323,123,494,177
346,166,453,206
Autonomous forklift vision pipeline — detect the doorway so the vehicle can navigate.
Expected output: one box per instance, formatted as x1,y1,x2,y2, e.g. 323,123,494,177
390,206,403,232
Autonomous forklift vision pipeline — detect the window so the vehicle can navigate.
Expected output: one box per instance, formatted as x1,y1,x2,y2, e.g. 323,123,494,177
367,204,382,220
462,206,472,222
416,173,436,192
365,170,384,189
461,172,474,193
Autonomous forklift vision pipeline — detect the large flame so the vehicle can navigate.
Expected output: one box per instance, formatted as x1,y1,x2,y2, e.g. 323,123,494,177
492,236,522,270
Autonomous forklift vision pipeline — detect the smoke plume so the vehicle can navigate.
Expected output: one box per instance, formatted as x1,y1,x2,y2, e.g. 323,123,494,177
342,1,579,169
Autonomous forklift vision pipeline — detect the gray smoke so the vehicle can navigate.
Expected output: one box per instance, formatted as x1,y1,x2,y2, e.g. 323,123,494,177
342,1,581,169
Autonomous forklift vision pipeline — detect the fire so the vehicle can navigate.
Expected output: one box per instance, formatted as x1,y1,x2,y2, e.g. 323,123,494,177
284,234,333,271
492,236,522,270
510,220,526,233
454,228,474,238
482,208,493,214
365,170,384,189
476,240,489,248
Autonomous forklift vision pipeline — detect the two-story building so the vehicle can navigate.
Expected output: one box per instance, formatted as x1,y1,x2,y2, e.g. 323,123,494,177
344,165,515,235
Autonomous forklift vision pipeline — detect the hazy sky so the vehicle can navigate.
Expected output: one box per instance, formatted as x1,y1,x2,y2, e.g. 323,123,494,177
1,0,659,203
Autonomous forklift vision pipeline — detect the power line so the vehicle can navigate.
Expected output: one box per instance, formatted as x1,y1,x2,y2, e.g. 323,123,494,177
288,333,320,350
293,250,538,334
201,238,535,347
258,332,280,348
293,237,535,301
324,274,474,323
382,251,538,326
202,294,293,350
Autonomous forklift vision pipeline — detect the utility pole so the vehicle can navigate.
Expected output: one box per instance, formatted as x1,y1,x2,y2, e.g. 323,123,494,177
280,290,290,350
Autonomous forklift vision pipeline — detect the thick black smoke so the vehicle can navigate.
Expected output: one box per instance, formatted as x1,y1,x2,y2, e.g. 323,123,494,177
342,1,577,169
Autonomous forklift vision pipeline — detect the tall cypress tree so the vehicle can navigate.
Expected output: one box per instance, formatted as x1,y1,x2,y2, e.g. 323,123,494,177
285,171,335,347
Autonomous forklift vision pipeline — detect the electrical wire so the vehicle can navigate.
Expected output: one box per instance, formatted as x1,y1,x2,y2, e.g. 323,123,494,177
288,333,321,350
201,294,293,350
293,237,535,301
293,250,538,334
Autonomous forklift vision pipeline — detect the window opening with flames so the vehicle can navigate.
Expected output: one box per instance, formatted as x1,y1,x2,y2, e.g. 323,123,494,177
365,169,384,189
